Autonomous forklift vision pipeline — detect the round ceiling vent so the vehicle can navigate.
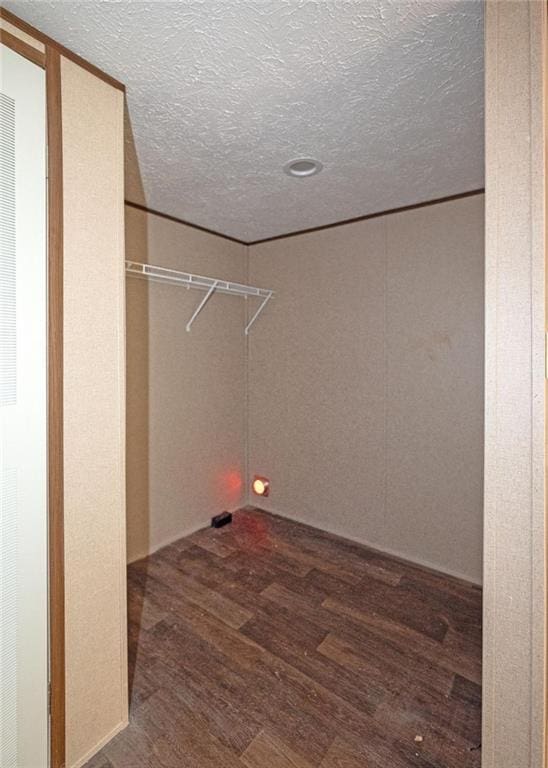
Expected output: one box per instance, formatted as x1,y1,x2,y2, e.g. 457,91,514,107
283,158,323,178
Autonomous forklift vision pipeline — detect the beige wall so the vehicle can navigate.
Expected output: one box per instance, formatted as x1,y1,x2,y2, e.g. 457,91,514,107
125,206,247,563
483,2,546,766
247,195,484,584
61,57,127,767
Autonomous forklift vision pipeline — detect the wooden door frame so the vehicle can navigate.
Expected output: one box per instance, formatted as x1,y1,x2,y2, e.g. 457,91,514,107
1,9,124,767
46,45,65,768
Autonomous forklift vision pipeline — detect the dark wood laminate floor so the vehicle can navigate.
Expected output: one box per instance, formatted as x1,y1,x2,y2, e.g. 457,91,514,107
85,507,482,768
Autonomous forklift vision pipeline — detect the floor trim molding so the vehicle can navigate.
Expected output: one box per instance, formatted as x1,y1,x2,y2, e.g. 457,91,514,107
247,504,483,587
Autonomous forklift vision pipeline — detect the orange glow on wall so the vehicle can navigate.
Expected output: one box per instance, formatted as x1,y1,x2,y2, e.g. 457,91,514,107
252,476,270,497
225,470,243,494
217,469,243,504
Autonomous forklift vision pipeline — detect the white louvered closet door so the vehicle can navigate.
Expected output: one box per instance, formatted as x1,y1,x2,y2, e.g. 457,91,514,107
0,45,48,768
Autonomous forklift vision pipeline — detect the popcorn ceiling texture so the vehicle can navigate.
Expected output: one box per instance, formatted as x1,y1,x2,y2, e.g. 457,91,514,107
6,0,484,241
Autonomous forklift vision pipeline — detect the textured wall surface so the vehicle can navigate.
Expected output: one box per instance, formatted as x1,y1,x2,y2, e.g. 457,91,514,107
125,206,248,563
483,2,546,766
5,0,483,241
61,57,127,768
248,195,484,583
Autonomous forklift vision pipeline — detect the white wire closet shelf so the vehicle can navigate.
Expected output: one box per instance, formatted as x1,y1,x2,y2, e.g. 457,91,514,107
125,260,274,335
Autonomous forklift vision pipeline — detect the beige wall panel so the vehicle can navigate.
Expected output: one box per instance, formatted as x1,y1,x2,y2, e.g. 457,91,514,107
0,17,45,51
125,207,247,562
61,57,127,768
247,220,386,545
248,195,484,583
385,198,484,581
483,2,546,766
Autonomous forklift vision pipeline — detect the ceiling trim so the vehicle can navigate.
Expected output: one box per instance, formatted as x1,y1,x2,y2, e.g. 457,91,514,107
124,200,248,245
0,6,125,91
126,188,485,247
0,26,46,66
246,188,485,245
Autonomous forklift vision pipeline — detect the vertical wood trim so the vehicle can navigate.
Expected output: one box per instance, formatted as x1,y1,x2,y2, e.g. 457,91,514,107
0,28,46,67
46,45,65,768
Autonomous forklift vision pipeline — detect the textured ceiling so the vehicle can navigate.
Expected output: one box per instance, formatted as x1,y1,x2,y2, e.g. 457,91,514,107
6,0,484,242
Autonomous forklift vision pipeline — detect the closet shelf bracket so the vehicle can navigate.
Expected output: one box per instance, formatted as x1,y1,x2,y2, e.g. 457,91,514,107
186,279,219,332
245,290,273,335
125,261,274,335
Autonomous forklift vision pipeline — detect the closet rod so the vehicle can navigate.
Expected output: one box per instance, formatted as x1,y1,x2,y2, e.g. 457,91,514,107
125,261,274,335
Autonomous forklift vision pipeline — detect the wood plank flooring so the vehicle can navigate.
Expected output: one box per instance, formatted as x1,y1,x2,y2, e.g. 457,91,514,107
85,507,482,768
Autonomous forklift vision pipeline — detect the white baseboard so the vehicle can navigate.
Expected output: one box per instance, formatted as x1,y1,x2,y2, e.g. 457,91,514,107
127,505,242,564
247,502,482,587
127,502,482,585
127,521,206,564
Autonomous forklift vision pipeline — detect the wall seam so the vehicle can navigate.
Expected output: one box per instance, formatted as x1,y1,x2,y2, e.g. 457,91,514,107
527,5,535,762
490,3,499,762
382,214,388,528
244,242,250,505
527,3,547,766
483,5,498,761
